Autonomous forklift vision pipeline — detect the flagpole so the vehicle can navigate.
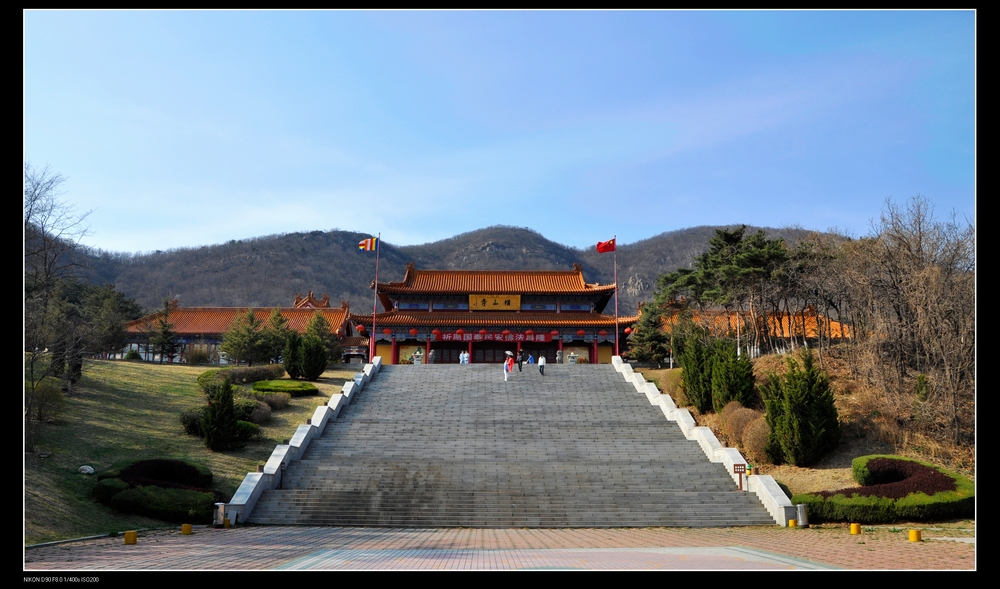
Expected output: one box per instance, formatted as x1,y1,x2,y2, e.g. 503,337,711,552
614,234,619,357
371,233,380,361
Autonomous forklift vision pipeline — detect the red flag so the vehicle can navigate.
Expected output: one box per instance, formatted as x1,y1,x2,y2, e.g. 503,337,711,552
596,238,616,253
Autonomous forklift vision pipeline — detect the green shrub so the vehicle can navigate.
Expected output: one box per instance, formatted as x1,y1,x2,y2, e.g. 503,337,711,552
742,416,770,465
679,334,713,413
301,334,329,381
198,366,286,395
235,420,262,443
92,478,130,505
283,332,304,380
188,348,211,365
109,485,215,524
204,377,242,451
761,349,839,466
252,380,318,397
232,396,271,424
246,391,291,410
124,349,142,360
180,407,209,437
118,459,213,488
793,455,974,523
710,342,756,412
726,407,761,446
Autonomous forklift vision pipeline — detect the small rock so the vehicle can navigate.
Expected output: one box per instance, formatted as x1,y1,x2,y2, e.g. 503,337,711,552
79,465,95,474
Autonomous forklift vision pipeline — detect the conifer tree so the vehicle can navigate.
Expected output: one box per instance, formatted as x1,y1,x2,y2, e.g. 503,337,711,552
680,333,713,413
203,377,240,451
710,341,757,412
220,309,264,366
262,308,293,364
627,303,670,363
300,334,329,381
761,349,840,465
305,311,342,363
283,331,304,379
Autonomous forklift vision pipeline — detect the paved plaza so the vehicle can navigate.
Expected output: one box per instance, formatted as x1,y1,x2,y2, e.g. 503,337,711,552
24,524,975,571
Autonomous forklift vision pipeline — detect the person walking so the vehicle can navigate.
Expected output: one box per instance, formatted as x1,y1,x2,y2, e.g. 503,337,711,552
538,353,546,376
504,351,514,382
516,349,524,372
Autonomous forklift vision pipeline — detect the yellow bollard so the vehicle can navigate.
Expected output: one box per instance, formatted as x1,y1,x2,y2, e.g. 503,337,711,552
223,518,231,529
788,519,797,528
124,530,137,545
181,524,192,535
850,523,861,535
909,529,922,542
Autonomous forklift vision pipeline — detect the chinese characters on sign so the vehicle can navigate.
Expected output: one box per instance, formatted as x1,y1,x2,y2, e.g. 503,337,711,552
437,331,551,342
469,294,522,311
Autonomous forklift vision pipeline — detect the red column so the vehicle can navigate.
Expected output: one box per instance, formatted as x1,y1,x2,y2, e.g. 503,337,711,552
468,340,474,364
426,336,432,364
592,336,598,364
391,337,398,365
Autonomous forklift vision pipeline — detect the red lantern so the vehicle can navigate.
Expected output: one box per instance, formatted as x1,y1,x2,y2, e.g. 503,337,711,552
432,329,442,335
598,330,608,336
577,330,586,337
456,329,465,335
479,329,488,335
409,328,419,336
356,325,366,334
502,330,511,336
550,330,559,336
525,329,534,336
624,327,632,335
383,328,392,335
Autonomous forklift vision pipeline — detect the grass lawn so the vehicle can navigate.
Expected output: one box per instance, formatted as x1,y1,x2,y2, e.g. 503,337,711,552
24,359,354,545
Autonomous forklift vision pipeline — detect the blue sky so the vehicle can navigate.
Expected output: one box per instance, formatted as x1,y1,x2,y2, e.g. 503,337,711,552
24,10,975,253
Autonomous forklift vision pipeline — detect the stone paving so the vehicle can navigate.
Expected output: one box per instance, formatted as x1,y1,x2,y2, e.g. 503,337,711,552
251,364,772,527
24,524,975,570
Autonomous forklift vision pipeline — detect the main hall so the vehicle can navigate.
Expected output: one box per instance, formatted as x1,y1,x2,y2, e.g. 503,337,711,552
351,263,637,364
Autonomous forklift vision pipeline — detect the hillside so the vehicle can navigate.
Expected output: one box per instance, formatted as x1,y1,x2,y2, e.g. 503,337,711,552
80,225,818,313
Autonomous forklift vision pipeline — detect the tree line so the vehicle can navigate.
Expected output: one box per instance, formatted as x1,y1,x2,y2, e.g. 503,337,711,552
628,196,975,451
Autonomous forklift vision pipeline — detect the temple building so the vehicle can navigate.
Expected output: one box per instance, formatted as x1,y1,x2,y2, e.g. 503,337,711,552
350,263,638,364
124,296,351,363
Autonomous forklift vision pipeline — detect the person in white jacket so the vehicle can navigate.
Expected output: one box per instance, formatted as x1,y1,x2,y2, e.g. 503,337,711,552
538,353,546,376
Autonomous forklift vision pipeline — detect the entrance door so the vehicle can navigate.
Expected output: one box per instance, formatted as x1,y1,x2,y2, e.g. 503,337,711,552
473,342,517,363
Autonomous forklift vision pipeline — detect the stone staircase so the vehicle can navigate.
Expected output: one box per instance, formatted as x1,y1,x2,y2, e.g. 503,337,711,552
248,363,774,527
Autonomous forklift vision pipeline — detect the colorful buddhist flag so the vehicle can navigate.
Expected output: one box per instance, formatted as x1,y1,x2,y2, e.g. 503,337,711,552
358,237,379,251
596,238,616,253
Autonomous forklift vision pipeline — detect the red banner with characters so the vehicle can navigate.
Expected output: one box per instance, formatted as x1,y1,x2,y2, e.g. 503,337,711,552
437,332,551,342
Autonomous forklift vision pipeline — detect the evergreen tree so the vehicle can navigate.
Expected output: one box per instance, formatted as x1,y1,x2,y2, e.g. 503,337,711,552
305,311,342,363
203,377,241,451
283,331,304,379
300,334,329,381
680,333,713,413
261,307,293,364
220,308,264,366
149,299,179,363
761,349,840,465
627,303,670,363
710,340,757,412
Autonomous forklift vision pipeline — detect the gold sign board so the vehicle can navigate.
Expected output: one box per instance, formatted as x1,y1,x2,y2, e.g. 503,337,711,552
469,294,521,311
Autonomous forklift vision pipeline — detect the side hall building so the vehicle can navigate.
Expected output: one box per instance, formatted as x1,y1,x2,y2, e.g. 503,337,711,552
350,263,638,364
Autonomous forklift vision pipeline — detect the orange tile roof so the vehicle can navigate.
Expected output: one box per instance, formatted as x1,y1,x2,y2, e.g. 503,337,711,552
376,263,617,296
350,311,638,329
127,304,350,337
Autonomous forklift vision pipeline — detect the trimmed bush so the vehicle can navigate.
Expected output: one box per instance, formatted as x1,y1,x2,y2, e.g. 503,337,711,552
180,407,208,437
118,459,213,489
188,348,211,365
252,380,318,397
247,391,291,410
124,349,142,360
726,407,761,446
792,455,974,523
92,478,130,505
110,485,215,524
742,416,770,465
198,366,286,395
236,420,262,443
